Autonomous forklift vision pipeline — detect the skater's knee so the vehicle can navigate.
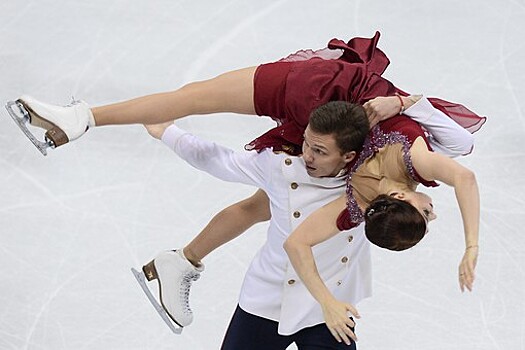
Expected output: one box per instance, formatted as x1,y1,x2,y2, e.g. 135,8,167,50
176,81,208,111
176,80,227,114
237,190,271,222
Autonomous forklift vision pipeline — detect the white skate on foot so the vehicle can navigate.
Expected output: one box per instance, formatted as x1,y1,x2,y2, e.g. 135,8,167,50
4,95,94,155
131,250,204,333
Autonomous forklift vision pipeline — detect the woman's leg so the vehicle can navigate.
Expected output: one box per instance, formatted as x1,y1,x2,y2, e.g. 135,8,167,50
14,66,258,151
183,189,270,266
93,66,258,126
142,190,270,327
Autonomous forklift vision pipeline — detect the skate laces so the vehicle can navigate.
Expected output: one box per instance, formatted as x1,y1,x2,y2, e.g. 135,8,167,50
179,270,200,314
65,96,82,107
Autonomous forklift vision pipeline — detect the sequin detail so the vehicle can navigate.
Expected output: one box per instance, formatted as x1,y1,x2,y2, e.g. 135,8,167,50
345,126,418,225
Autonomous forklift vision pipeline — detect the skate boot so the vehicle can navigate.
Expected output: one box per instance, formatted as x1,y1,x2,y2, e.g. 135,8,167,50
131,250,204,333
5,95,95,155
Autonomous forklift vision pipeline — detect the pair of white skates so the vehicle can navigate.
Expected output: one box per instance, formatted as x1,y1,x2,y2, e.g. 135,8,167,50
5,97,204,333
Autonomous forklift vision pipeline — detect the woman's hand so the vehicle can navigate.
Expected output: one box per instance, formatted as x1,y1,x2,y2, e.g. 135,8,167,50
321,297,360,345
458,246,478,292
143,121,174,140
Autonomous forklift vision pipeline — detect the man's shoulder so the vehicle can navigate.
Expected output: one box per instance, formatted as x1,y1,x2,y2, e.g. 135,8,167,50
255,148,304,173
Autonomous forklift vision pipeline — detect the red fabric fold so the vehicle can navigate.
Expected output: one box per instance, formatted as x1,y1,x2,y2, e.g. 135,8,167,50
249,32,486,155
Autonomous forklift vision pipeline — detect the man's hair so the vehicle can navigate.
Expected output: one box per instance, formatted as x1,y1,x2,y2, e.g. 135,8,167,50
309,101,369,154
364,194,427,251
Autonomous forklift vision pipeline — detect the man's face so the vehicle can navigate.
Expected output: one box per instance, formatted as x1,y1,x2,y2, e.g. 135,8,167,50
301,125,355,178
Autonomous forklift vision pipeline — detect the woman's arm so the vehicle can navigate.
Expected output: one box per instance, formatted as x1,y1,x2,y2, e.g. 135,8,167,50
283,195,360,346
410,137,479,292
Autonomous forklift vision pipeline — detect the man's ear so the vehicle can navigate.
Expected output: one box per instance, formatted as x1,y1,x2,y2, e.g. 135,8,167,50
343,151,357,164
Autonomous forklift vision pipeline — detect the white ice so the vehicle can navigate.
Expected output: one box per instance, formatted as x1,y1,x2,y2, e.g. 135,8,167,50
0,0,524,349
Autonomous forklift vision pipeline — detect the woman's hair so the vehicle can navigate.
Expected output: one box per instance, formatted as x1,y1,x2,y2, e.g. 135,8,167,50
364,194,427,251
309,101,369,154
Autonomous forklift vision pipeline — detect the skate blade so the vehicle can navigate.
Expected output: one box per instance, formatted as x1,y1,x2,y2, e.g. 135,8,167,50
131,267,183,334
4,100,54,156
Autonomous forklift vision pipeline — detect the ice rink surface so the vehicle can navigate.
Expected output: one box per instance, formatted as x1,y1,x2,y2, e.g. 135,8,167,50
0,0,524,349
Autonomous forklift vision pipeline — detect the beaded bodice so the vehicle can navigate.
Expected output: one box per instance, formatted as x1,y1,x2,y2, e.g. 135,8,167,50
345,126,420,226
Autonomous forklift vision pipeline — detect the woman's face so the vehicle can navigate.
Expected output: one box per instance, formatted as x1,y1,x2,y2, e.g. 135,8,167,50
388,190,437,223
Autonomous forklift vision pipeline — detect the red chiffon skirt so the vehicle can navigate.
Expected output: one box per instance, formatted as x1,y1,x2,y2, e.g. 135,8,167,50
248,31,486,156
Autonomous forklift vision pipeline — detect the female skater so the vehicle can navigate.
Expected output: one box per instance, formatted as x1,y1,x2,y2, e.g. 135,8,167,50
282,108,479,343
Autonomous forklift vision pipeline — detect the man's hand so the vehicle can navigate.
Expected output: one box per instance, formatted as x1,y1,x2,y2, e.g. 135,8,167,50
321,297,360,345
363,96,403,127
143,121,174,140
364,95,422,127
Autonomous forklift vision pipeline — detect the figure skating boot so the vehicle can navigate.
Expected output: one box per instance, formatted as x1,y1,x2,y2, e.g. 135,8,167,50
131,250,204,333
5,95,95,155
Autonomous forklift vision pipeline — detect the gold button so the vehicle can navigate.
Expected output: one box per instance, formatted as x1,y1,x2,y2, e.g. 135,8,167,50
336,280,342,286
285,158,292,166
347,235,354,243
288,279,296,285
293,211,301,218
341,256,348,263
291,182,298,190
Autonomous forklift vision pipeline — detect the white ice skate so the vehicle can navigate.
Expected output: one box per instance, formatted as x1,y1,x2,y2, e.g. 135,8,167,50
131,250,204,333
4,95,94,156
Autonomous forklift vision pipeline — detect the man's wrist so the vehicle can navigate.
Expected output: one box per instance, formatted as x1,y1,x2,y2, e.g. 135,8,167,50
402,95,422,110
161,124,186,149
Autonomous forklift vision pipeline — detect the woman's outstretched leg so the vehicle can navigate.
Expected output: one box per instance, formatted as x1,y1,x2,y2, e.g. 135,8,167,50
139,189,270,328
13,66,258,152
93,66,258,126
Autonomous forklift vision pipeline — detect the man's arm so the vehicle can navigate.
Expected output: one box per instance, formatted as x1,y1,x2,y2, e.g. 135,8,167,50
403,96,474,156
156,123,270,188
364,95,474,157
